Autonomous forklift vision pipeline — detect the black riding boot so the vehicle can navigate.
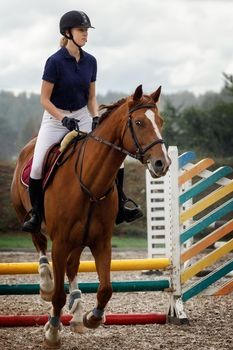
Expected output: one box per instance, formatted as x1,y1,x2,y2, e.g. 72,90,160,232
22,178,43,233
115,168,143,225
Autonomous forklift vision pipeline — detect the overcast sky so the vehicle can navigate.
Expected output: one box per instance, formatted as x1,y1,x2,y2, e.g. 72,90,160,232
0,0,233,96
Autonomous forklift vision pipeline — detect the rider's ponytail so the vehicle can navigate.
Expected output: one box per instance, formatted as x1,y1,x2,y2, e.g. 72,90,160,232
60,36,68,47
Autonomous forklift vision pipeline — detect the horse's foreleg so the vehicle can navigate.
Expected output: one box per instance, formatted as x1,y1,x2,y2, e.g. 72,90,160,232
83,242,113,329
66,248,86,334
44,240,69,349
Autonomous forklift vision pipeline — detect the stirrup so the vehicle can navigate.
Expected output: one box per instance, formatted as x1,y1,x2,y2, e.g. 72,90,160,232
116,198,143,225
123,199,143,222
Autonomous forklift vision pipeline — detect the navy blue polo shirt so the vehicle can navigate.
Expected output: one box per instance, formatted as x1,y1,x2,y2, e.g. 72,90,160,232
42,47,97,111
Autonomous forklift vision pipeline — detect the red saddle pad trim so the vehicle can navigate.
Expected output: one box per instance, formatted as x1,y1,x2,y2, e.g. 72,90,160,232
21,144,61,190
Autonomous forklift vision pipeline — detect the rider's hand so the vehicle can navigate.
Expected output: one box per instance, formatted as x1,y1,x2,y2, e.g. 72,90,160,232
92,116,99,130
61,117,79,131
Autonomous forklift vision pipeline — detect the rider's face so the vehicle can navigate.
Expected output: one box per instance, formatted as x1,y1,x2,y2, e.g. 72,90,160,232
71,27,88,46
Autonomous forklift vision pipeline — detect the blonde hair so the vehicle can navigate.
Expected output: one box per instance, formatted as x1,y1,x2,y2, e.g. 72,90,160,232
60,36,68,47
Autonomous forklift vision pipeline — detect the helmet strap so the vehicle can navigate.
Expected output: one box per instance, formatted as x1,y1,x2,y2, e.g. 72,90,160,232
64,29,83,57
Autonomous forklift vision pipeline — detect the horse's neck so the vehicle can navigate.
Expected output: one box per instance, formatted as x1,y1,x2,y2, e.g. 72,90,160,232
78,111,127,197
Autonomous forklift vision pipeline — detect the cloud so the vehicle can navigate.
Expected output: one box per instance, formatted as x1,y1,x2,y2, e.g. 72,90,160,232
0,0,233,96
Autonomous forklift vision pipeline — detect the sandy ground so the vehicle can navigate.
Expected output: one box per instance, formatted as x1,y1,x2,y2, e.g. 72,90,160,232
0,250,232,350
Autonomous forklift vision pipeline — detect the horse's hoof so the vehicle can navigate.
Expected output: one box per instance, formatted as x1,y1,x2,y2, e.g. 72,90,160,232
44,321,61,349
43,338,61,349
40,289,53,302
70,321,86,334
83,311,104,329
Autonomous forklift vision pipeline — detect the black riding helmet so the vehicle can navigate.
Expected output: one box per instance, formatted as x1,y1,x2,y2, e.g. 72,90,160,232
59,11,94,54
60,10,94,36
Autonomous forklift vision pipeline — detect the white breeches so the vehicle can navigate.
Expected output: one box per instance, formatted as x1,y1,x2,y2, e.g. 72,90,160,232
30,106,92,179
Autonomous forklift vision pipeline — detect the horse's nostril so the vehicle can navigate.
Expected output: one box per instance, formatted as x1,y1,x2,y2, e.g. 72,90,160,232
155,160,163,169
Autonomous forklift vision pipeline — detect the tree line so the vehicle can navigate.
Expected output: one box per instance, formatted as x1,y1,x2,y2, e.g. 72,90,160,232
162,81,233,158
0,74,232,161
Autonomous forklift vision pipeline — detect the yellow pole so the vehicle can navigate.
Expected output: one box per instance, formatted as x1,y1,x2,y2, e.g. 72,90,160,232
0,258,170,275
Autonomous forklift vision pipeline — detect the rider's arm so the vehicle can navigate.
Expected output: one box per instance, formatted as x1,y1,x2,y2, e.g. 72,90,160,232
87,82,98,117
40,80,64,121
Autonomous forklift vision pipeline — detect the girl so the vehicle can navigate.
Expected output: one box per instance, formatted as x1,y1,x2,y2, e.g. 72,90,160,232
22,10,142,233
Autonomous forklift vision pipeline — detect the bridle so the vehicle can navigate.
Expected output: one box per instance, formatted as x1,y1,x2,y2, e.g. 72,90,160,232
73,102,165,246
90,103,164,162
74,102,165,202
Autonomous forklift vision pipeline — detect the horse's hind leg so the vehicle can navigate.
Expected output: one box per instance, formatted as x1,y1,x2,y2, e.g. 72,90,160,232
44,240,69,349
83,240,113,329
11,180,53,302
66,247,86,334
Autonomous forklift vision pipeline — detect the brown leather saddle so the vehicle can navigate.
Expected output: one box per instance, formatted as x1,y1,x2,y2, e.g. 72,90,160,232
21,130,87,190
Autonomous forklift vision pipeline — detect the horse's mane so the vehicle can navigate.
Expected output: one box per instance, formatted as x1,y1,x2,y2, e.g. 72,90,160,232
98,97,127,123
98,94,155,124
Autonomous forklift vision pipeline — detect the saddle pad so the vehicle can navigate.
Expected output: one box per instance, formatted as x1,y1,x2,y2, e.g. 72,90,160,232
21,131,87,190
21,144,61,190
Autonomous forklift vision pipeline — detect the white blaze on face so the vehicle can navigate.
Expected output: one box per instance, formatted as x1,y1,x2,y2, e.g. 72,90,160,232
145,109,162,139
145,109,170,164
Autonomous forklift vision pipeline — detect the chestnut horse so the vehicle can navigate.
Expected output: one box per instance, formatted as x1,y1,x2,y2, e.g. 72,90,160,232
11,85,170,348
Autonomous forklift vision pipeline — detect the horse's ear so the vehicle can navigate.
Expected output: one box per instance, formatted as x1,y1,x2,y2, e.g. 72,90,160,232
151,86,162,103
133,84,143,101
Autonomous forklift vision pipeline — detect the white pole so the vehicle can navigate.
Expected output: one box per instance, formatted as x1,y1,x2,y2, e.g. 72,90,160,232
168,146,188,323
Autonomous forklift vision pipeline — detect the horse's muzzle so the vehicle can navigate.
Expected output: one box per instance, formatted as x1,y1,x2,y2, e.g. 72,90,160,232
147,156,171,178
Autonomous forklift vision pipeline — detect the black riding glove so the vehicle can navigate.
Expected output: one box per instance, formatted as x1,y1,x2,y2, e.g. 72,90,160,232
62,117,79,131
92,117,99,130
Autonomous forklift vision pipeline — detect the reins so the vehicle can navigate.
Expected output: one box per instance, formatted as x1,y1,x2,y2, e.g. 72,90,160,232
74,135,114,202
73,134,114,247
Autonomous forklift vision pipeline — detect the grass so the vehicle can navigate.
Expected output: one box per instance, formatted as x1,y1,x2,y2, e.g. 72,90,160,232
0,232,147,250
0,232,45,250
112,236,147,249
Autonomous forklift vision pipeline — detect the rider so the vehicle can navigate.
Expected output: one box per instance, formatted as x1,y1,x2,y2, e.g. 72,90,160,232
22,10,143,233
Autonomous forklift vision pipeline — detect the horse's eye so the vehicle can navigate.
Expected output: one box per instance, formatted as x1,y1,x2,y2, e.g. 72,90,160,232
135,120,142,127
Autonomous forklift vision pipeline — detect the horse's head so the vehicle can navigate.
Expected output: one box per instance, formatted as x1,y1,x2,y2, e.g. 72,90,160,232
122,85,171,178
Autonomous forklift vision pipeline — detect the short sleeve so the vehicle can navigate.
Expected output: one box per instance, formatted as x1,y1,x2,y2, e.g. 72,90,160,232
42,57,59,83
91,57,97,82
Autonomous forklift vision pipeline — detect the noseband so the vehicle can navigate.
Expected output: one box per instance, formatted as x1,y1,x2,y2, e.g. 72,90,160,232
90,103,164,161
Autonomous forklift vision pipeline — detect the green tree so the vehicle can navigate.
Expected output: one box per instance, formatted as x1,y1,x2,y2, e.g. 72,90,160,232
0,118,17,160
162,100,182,147
223,72,233,95
162,98,233,158
204,101,233,157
